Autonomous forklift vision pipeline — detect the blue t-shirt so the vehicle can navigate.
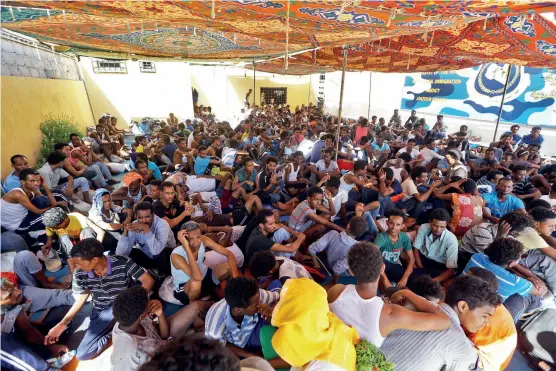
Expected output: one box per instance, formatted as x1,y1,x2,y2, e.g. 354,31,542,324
464,253,533,301
482,192,524,218
371,142,390,151
148,161,162,180
503,132,522,143
521,134,544,146
310,140,326,163
162,143,178,159
2,172,20,193
194,156,211,175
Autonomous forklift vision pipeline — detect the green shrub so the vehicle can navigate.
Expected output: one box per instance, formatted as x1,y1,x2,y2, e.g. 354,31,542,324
37,114,83,166
356,340,394,371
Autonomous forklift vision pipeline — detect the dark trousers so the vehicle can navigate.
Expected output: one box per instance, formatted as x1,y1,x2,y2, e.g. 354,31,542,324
129,248,173,276
412,251,447,279
504,294,542,323
76,306,115,361
1,333,51,371
384,260,406,283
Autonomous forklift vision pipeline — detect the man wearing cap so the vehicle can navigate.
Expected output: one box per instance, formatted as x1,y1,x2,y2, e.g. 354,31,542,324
41,207,102,269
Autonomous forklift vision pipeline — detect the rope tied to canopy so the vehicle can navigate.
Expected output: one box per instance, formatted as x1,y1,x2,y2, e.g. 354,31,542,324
211,0,216,19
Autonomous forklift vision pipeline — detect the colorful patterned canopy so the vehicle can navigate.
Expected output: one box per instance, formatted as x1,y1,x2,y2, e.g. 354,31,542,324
2,1,556,74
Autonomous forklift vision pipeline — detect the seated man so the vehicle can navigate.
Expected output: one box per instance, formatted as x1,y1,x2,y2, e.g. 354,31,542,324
373,209,414,288
308,147,340,182
70,133,127,174
308,215,367,278
287,187,344,241
42,207,103,269
205,277,279,358
476,170,504,195
55,142,115,191
171,221,241,305
464,238,546,322
153,181,195,235
13,250,70,290
89,188,132,245
38,151,91,206
413,209,458,283
328,242,450,346
45,238,154,361
321,176,349,226
2,154,29,193
380,275,501,371
245,209,305,265
400,166,441,219
1,168,64,238
111,286,206,371
465,267,517,371
116,201,177,275
482,177,525,223
0,277,75,371
255,156,282,205
511,164,541,203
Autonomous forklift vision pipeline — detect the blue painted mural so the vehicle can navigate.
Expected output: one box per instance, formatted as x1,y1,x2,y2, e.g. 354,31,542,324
401,63,556,126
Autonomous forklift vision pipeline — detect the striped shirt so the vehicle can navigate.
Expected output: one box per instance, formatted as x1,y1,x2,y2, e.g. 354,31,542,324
461,223,498,254
72,255,146,310
205,289,279,348
476,176,496,195
288,200,316,232
463,253,533,301
512,178,537,196
380,304,481,371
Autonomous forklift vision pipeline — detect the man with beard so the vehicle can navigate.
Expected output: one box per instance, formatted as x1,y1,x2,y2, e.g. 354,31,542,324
116,201,176,275
482,178,526,223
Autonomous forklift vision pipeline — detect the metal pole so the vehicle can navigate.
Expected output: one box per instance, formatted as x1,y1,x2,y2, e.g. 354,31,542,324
308,74,311,105
335,48,348,161
367,72,372,122
253,59,256,107
493,64,512,142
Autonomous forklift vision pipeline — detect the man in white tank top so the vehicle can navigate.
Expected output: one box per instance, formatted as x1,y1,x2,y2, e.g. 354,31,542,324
327,242,451,347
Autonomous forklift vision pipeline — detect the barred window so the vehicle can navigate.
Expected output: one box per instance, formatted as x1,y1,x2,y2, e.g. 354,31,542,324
92,58,127,74
139,61,156,73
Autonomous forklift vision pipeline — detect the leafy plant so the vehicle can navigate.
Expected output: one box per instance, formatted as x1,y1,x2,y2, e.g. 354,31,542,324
37,114,83,166
356,340,395,371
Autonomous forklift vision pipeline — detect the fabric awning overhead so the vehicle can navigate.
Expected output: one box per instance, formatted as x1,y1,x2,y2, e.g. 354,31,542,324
2,1,556,73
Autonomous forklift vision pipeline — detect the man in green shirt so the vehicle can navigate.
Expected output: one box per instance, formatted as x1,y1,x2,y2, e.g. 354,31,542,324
374,208,415,288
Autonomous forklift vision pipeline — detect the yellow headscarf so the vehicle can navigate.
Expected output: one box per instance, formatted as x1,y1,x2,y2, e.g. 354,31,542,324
271,278,359,370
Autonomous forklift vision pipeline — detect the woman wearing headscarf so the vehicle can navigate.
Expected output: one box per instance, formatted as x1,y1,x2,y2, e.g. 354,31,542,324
89,189,132,247
260,278,359,371
111,172,147,209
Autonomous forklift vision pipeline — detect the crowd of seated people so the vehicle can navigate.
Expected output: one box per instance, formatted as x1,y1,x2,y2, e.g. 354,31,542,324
1,104,556,371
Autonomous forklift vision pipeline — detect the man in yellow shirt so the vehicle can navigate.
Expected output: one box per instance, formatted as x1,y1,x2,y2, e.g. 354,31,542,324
42,207,102,270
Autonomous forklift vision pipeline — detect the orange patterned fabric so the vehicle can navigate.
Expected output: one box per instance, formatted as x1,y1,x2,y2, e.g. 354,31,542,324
2,1,556,73
449,193,485,238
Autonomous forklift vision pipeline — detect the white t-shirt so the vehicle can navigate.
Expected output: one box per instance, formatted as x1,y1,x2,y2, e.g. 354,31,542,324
539,195,556,211
111,318,167,371
322,188,348,220
397,146,420,159
401,177,419,201
419,147,444,165
315,159,339,173
276,257,312,280
185,176,216,193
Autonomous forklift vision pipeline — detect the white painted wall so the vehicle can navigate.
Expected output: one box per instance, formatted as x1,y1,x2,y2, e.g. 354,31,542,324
80,57,193,123
316,70,556,156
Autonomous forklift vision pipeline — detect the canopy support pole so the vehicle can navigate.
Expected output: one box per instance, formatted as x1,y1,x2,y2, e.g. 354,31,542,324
253,58,256,107
493,64,512,142
367,72,372,122
335,48,347,161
